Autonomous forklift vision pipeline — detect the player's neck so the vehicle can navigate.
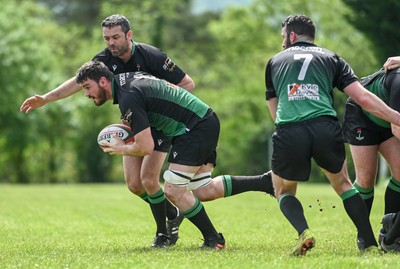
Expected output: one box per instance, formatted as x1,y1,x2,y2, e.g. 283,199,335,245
119,41,134,62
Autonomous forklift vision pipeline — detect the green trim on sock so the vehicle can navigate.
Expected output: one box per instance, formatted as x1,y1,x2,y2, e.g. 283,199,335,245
148,188,166,204
353,181,374,200
340,188,358,201
278,193,292,207
182,198,203,218
139,192,149,201
387,177,400,193
222,175,232,197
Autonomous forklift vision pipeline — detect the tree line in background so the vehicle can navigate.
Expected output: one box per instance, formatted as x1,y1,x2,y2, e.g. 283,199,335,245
1,0,399,183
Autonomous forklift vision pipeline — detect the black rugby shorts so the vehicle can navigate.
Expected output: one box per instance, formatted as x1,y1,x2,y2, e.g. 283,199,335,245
272,116,345,181
168,112,219,166
342,100,393,145
151,127,172,152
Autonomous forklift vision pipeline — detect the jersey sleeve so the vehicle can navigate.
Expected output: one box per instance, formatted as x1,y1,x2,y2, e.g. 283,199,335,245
265,59,277,100
333,56,358,91
120,93,150,135
140,44,186,85
91,48,107,61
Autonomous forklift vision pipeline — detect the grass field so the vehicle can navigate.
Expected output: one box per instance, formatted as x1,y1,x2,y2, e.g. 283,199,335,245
1,183,399,269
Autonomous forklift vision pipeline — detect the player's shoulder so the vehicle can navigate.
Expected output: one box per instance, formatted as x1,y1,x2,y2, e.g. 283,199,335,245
92,47,112,61
135,42,163,54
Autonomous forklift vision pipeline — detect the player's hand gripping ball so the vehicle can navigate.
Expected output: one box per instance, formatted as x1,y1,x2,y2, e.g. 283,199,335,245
97,124,134,149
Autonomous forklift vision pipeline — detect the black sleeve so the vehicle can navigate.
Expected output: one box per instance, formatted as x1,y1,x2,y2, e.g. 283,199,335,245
119,91,150,135
140,44,186,85
333,56,358,92
265,59,277,100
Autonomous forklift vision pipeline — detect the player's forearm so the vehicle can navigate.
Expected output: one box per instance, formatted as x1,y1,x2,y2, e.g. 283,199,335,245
391,124,400,141
358,91,400,126
266,99,277,122
42,77,81,103
177,74,195,91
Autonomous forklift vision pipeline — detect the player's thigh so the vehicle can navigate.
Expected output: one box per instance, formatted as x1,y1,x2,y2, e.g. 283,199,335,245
349,144,379,187
271,172,298,198
323,162,353,195
272,125,312,181
123,155,143,191
380,137,400,179
311,119,345,174
141,150,168,180
168,114,219,166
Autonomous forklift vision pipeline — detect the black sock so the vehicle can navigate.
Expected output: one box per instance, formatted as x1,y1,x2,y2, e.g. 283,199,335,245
139,192,150,204
353,181,374,216
385,178,400,214
222,172,274,196
182,198,217,237
148,189,167,235
279,194,309,235
341,189,377,247
166,199,178,220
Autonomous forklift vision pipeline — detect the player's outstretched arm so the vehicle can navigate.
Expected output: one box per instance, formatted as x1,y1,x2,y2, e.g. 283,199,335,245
20,76,81,113
384,56,400,73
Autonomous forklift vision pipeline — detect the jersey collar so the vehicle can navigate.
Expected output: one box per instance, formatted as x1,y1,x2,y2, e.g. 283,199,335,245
111,77,118,104
131,40,136,56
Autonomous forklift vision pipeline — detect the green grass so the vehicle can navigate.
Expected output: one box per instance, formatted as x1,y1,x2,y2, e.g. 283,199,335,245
1,183,399,269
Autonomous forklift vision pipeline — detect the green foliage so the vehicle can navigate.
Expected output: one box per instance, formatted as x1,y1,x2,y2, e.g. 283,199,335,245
0,2,66,182
0,183,393,268
0,0,116,183
2,0,392,183
192,0,379,179
343,0,400,62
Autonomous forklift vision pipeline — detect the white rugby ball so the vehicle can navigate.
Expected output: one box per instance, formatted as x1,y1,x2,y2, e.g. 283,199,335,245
97,124,134,148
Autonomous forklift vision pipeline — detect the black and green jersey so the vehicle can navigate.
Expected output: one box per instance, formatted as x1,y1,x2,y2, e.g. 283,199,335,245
92,41,186,84
112,72,210,137
265,41,358,125
360,67,400,128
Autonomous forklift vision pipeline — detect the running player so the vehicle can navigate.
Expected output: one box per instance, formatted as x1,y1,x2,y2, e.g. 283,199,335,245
265,14,400,255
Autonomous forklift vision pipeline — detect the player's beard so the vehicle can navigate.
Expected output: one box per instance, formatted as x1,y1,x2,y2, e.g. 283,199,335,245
285,33,292,49
93,85,108,106
109,36,130,57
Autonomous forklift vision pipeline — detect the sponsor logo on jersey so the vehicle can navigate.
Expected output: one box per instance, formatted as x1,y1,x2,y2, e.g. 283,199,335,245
119,73,126,86
287,46,325,54
121,109,132,126
287,83,320,101
356,128,364,141
163,57,176,72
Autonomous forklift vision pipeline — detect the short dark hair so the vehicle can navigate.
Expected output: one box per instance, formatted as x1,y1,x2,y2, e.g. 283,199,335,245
75,61,113,84
282,14,315,39
101,14,131,34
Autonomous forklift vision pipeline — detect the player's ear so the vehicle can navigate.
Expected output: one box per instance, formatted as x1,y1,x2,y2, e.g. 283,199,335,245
290,31,297,44
99,76,108,86
127,29,133,40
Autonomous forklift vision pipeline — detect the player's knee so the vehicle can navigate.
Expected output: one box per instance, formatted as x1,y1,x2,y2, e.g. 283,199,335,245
193,183,218,201
141,176,160,192
126,179,143,195
193,190,210,201
163,184,176,202
163,169,194,202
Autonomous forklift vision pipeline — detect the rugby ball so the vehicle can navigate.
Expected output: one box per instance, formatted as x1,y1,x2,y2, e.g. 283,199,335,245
97,124,134,148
